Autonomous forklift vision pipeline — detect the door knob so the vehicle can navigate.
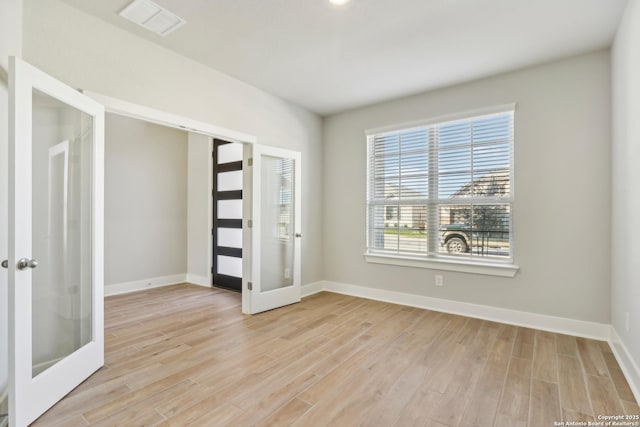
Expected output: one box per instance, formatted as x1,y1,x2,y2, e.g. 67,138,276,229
1,260,7,269
17,258,38,270
295,233,302,238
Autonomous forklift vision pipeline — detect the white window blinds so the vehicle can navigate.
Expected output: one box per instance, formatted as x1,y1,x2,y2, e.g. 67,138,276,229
366,109,514,262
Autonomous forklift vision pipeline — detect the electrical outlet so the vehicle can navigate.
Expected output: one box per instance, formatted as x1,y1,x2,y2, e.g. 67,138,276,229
435,275,444,287
625,312,630,332
284,268,291,279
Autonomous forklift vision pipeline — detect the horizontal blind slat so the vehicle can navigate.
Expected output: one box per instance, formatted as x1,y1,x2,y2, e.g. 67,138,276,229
367,110,513,260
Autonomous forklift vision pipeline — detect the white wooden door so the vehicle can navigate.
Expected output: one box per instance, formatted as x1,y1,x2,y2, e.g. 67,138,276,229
242,144,301,314
7,57,104,427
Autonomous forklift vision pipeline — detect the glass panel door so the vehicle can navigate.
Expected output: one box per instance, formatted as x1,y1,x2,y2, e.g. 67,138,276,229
32,90,94,378
212,139,243,292
243,145,301,314
260,156,295,292
8,57,104,427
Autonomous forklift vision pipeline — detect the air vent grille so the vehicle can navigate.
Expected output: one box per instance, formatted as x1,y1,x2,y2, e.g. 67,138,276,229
119,0,185,37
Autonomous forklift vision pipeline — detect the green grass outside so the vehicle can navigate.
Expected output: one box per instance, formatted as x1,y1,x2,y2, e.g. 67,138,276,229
383,228,427,237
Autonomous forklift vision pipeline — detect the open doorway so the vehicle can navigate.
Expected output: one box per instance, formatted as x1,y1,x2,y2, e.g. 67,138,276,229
103,114,247,296
87,92,255,299
86,91,302,315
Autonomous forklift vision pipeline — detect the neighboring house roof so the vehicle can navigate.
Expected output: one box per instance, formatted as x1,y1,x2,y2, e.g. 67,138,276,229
381,172,509,201
452,171,510,198
383,183,427,199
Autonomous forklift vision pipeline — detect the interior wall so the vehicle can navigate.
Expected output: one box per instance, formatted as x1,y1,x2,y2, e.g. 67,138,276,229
23,0,324,286
612,0,640,396
186,132,211,286
323,50,612,324
104,114,188,287
0,0,23,403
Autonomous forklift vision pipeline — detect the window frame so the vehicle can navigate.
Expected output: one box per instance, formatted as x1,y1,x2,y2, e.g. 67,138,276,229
364,104,519,277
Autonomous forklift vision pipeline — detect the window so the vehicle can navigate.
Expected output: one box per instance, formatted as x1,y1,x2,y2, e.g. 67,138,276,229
366,108,514,265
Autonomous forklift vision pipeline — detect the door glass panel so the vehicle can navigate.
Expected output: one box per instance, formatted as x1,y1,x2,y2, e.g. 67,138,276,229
218,200,242,219
217,228,242,249
260,155,295,292
217,255,242,278
217,142,243,163
31,89,93,378
217,170,243,191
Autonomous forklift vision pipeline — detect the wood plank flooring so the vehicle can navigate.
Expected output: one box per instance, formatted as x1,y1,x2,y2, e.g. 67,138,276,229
32,284,639,426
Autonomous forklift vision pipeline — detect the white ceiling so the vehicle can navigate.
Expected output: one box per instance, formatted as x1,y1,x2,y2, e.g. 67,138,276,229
59,0,629,116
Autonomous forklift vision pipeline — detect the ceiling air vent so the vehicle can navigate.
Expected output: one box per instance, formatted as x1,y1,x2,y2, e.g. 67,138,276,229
119,0,186,37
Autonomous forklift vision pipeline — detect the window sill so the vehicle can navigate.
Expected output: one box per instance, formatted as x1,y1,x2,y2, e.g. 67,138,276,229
364,253,519,277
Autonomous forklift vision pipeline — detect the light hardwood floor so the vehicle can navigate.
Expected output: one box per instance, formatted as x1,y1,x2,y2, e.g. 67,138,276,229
32,284,639,426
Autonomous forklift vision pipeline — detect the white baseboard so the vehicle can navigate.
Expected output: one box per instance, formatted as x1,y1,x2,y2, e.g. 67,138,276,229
301,281,324,298
312,280,610,341
105,274,188,296
186,274,210,287
609,327,640,404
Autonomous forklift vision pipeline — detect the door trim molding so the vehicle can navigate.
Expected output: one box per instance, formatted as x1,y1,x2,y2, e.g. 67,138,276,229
82,91,256,145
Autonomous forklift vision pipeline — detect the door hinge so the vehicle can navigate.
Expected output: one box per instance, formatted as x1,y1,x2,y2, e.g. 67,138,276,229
248,219,252,228
248,158,253,166
248,282,253,291
212,227,214,235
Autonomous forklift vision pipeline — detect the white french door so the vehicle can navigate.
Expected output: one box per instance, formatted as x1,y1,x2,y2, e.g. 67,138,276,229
242,144,301,314
7,57,104,427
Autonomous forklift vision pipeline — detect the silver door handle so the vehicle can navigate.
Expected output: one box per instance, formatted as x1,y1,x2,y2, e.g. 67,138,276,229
1,260,7,269
295,233,302,238
17,258,38,270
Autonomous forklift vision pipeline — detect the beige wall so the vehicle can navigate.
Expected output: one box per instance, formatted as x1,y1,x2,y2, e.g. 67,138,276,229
612,0,640,392
104,114,188,287
186,132,211,286
323,50,612,323
23,0,324,286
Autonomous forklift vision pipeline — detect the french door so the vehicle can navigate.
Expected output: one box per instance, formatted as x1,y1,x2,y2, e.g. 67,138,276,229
242,144,301,314
7,57,104,426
